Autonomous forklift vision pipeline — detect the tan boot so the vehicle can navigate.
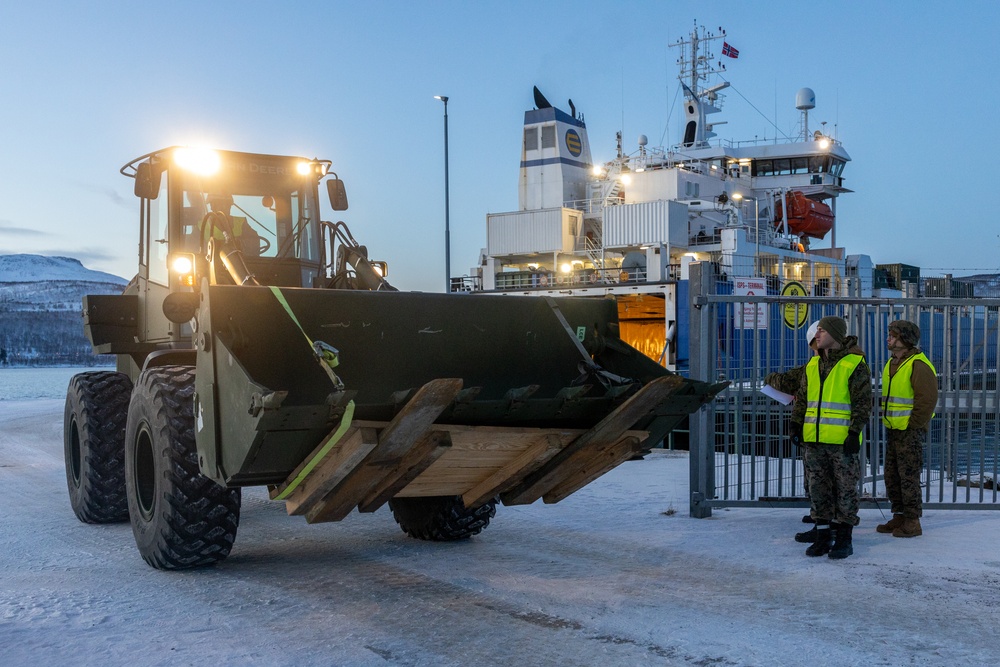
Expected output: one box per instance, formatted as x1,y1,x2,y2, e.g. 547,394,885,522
876,514,904,534
892,517,922,538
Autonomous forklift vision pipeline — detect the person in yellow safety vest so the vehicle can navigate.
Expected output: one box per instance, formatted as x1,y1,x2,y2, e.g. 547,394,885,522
789,316,871,560
876,320,938,539
200,194,257,256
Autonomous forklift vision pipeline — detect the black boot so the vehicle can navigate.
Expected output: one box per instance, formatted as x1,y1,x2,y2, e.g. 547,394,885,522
805,524,833,556
795,525,818,543
801,514,815,523
828,523,854,559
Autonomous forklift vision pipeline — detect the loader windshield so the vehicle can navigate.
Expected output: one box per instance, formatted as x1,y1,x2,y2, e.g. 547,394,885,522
173,157,321,264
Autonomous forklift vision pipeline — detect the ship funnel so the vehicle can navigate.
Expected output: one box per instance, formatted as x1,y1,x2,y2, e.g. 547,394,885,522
519,91,592,210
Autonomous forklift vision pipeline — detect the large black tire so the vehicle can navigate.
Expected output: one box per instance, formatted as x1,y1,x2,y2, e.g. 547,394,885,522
64,371,134,523
125,365,240,569
388,496,497,541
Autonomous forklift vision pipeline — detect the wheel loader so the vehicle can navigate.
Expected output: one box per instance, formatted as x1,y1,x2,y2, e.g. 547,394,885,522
64,146,727,569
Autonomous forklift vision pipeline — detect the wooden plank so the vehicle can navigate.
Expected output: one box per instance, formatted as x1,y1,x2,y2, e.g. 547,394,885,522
501,375,684,506
282,427,379,515
542,435,643,504
357,430,452,513
304,378,464,523
461,434,565,509
269,409,374,502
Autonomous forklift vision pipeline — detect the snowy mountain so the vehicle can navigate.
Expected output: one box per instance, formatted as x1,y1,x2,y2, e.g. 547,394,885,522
0,254,126,284
0,255,128,366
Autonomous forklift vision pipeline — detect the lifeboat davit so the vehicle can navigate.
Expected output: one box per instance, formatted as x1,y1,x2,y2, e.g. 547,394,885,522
773,191,834,239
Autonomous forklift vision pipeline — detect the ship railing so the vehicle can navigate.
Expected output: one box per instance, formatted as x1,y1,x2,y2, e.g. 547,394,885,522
449,275,481,293
489,265,683,291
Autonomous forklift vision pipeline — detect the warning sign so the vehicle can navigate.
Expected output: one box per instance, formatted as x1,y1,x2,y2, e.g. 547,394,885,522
733,277,767,329
780,280,809,329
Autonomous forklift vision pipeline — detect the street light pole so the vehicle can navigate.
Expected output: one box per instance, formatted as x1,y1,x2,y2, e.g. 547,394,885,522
435,95,450,293
754,198,760,277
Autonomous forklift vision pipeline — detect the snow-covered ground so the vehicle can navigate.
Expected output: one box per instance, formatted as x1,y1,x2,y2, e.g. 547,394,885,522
2,397,998,666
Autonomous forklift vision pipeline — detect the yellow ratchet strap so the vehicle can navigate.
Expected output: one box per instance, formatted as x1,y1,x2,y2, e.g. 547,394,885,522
272,400,356,500
268,286,342,387
268,285,354,500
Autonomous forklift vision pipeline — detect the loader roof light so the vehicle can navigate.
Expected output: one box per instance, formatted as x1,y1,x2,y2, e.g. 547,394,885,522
297,160,332,177
173,147,221,176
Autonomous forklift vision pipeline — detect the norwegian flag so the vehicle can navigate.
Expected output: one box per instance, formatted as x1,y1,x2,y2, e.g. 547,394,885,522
722,42,739,58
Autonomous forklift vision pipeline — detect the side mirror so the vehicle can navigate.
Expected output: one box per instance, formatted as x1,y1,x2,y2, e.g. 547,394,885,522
134,162,162,199
327,178,349,211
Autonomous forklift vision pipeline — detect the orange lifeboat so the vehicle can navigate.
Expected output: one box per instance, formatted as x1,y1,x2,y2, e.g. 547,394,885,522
773,191,834,239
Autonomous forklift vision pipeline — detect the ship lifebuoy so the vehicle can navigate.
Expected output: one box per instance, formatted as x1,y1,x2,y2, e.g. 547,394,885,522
539,274,548,286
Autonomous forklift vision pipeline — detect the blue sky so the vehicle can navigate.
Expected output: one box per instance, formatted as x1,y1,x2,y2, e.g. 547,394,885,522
2,1,998,291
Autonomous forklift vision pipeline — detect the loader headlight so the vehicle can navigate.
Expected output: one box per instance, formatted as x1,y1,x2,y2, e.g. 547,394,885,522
170,253,197,287
173,147,221,176
296,161,312,176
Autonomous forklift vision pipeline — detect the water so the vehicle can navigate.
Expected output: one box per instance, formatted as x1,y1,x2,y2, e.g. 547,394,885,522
0,367,103,401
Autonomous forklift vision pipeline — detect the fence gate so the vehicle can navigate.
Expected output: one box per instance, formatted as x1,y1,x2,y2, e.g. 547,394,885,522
687,263,1000,517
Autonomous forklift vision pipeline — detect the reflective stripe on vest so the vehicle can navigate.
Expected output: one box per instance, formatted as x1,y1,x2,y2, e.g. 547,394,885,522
881,352,936,429
804,353,864,445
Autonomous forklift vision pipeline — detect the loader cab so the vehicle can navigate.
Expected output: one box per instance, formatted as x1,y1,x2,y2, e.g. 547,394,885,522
127,147,330,347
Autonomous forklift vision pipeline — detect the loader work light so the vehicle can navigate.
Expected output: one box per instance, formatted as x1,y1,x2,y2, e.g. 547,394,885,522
297,160,332,177
173,147,221,175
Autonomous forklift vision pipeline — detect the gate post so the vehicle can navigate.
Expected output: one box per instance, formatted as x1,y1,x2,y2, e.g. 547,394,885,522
689,262,716,518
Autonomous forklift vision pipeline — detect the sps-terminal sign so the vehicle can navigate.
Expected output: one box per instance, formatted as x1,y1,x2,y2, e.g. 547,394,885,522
733,277,767,329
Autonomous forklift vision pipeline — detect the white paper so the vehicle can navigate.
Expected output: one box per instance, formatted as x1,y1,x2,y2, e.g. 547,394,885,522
760,384,794,405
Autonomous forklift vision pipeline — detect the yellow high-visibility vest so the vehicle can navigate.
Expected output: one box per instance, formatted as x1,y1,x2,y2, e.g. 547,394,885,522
881,352,936,429
804,354,864,444
201,214,247,245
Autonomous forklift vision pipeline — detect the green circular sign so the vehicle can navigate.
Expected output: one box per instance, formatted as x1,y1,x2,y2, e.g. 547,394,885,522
781,280,809,329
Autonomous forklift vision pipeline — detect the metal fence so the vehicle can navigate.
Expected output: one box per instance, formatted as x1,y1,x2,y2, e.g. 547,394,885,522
687,262,1000,517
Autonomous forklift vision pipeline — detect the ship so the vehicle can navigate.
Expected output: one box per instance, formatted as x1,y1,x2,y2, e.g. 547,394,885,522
456,22,889,374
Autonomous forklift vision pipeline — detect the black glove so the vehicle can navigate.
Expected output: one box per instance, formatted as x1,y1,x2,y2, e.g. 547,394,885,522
789,423,803,447
843,431,861,456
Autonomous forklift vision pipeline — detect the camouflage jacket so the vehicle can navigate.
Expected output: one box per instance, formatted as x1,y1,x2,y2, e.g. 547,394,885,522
791,335,872,438
763,365,807,396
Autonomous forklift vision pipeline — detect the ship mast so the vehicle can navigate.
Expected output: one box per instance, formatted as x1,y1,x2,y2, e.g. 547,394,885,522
674,21,728,100
673,22,730,149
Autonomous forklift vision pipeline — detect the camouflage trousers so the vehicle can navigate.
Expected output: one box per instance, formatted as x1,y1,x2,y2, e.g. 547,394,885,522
805,444,861,526
885,427,926,518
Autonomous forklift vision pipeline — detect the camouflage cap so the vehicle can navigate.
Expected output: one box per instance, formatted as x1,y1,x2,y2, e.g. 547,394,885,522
888,320,921,348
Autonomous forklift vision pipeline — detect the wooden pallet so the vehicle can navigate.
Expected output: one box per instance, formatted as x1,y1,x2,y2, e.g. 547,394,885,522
269,375,683,523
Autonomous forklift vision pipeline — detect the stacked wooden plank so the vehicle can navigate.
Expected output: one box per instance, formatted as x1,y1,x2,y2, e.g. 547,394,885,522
269,375,684,523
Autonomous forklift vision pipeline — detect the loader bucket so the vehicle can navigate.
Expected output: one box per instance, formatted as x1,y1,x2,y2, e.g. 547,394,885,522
193,286,725,488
